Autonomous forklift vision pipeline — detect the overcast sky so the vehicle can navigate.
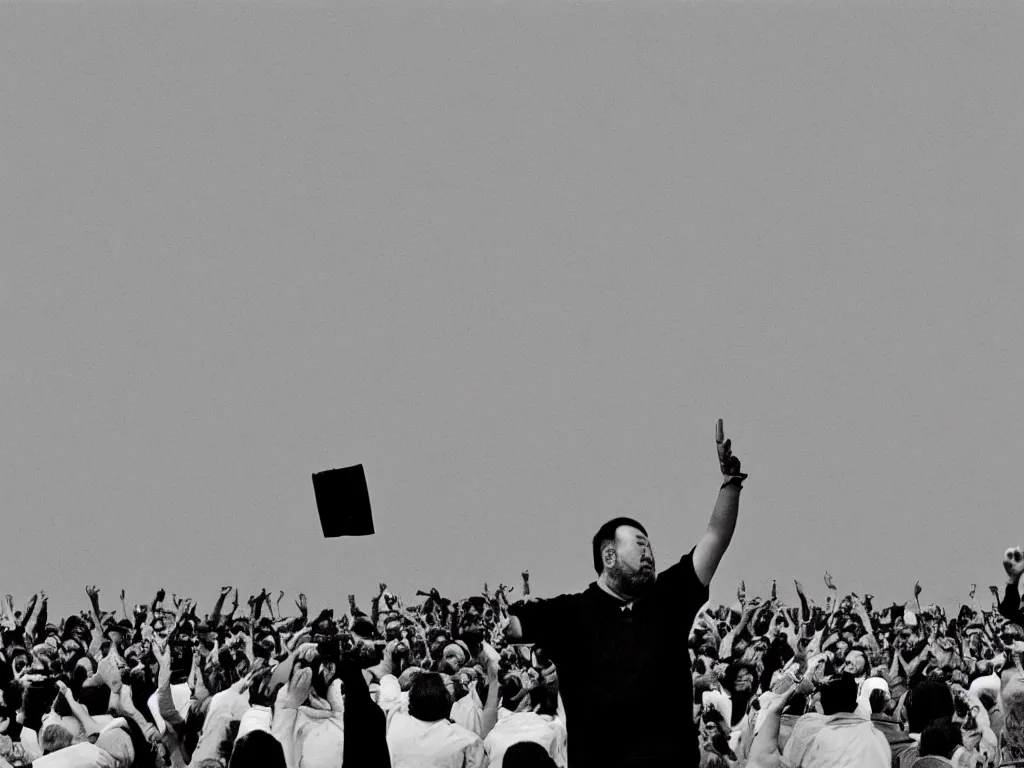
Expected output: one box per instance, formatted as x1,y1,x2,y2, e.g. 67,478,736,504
2,2,1022,622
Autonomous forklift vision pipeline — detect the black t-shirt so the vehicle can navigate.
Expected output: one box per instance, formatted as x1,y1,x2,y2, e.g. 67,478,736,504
508,548,709,768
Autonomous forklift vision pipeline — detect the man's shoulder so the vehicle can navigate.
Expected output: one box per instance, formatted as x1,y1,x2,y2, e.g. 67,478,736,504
447,721,485,746
508,589,587,616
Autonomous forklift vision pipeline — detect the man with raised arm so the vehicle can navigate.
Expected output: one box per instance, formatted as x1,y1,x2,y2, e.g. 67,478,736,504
504,419,748,768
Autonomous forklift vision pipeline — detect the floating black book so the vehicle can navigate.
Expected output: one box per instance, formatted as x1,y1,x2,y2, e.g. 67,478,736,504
312,464,375,537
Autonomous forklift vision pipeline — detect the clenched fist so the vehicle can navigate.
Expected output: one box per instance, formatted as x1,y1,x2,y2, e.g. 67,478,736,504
1005,547,1024,581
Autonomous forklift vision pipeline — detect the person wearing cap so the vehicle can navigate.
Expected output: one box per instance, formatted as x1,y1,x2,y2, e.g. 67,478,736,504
504,420,748,768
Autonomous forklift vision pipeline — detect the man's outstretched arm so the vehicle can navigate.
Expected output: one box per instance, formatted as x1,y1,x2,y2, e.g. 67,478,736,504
693,419,747,588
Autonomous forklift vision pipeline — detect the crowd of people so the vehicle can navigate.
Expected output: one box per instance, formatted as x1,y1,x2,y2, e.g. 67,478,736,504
1,548,1024,768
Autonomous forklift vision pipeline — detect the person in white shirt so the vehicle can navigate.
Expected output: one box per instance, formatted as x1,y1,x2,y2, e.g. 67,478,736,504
483,684,566,768
387,672,486,768
780,673,890,768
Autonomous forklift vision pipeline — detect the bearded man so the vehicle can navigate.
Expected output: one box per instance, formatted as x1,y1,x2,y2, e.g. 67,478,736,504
504,419,748,768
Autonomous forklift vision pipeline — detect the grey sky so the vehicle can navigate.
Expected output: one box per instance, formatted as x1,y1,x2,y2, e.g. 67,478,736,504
2,2,1022,622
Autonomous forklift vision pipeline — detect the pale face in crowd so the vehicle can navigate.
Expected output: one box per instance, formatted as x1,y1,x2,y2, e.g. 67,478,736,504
843,649,868,677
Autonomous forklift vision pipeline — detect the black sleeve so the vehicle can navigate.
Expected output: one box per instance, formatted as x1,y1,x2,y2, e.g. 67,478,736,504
507,594,579,652
1000,582,1024,627
655,547,711,631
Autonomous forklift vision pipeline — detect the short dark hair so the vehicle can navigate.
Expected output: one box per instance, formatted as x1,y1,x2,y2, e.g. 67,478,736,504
919,715,962,758
529,684,559,717
591,517,648,574
819,673,858,715
408,672,453,722
503,741,557,768
906,680,954,735
229,730,287,768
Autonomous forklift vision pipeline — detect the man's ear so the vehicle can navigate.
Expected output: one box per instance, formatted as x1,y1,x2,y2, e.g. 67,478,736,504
602,544,616,569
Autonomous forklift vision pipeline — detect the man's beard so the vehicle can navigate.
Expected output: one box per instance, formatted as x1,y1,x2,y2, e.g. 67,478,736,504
620,562,656,593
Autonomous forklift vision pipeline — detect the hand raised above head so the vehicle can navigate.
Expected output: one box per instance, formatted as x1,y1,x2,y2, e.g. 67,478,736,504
715,419,748,483
1005,548,1024,579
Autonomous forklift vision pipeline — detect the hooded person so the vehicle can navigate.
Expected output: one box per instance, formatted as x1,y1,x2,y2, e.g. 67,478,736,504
270,643,346,768
855,677,891,719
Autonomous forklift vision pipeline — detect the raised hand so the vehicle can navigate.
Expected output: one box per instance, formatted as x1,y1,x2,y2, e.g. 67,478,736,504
716,419,748,484
86,585,100,601
914,581,923,598
295,594,307,613
120,589,126,601
379,583,388,595
794,580,804,595
221,586,233,597
824,572,836,591
970,584,977,600
738,581,747,604
1005,548,1024,581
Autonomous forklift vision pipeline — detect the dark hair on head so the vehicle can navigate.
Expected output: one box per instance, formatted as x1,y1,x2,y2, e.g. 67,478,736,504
919,715,962,758
229,730,287,768
502,740,557,768
123,714,159,768
408,672,453,723
977,689,997,711
869,688,888,714
592,517,648,574
498,676,524,710
722,662,758,694
529,684,559,717
783,692,807,716
819,673,858,716
906,680,955,734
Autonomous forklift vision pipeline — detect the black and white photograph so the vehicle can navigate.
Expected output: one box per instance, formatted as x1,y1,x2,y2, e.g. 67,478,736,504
2,2,1023,767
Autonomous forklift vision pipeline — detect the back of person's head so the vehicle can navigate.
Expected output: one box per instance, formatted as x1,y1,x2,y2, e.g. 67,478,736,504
408,672,453,722
919,715,962,758
907,680,955,734
869,688,888,715
591,517,647,574
39,723,74,754
529,685,559,717
229,730,286,768
498,676,524,710
819,673,858,715
502,741,557,768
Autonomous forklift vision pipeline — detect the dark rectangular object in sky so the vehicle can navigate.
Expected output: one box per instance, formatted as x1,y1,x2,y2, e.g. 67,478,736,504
312,464,375,537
